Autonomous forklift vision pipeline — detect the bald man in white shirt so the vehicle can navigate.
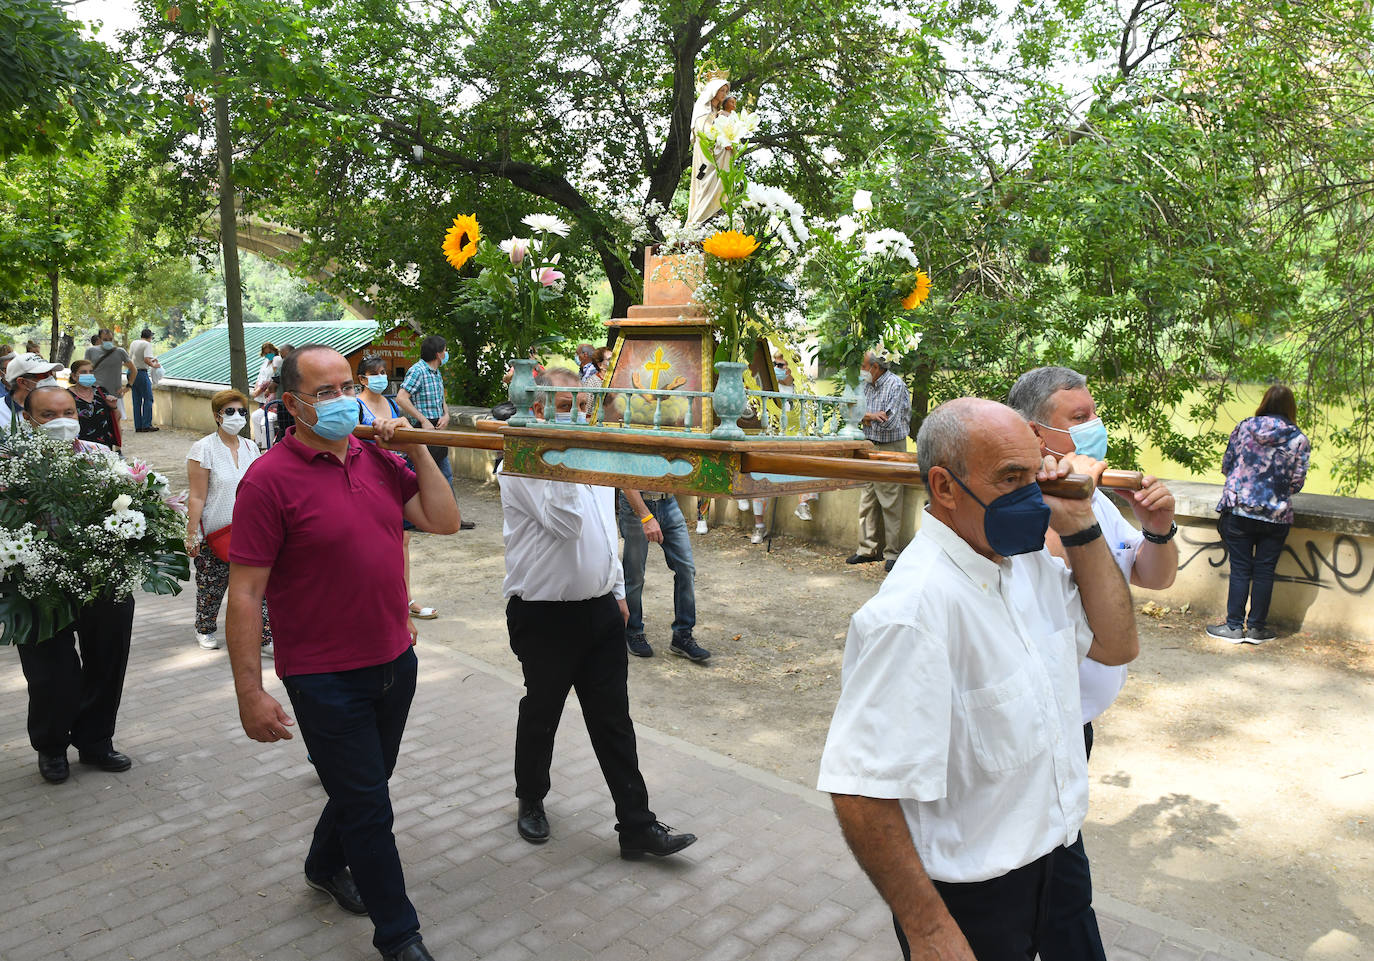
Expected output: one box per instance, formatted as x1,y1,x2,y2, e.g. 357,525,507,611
818,398,1138,961
498,368,697,861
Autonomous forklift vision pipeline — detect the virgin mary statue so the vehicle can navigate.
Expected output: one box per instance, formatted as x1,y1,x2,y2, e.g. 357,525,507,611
686,78,732,225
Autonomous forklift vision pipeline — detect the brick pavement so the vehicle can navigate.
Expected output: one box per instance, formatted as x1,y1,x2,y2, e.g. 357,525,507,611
1,591,1284,961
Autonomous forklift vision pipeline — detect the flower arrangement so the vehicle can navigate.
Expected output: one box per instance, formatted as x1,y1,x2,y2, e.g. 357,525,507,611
444,211,571,352
809,188,931,378
690,113,809,363
0,430,189,645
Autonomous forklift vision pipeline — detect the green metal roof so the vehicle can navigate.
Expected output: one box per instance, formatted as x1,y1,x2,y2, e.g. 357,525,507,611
159,321,382,385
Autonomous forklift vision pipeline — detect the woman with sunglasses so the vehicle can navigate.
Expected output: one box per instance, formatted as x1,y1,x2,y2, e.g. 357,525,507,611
185,390,273,651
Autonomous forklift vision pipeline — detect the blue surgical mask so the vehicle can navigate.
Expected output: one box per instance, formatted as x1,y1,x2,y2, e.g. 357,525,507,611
100,341,115,352
298,395,359,441
1067,417,1108,461
366,374,389,394
858,369,872,385
440,351,449,365
78,374,96,387
774,364,787,378
946,471,1051,557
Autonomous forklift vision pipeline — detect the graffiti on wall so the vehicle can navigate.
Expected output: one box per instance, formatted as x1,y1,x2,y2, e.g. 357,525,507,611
1176,527,1374,596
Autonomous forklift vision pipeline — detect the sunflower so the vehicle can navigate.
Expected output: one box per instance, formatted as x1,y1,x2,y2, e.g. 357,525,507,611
443,214,481,271
901,270,932,310
702,229,761,260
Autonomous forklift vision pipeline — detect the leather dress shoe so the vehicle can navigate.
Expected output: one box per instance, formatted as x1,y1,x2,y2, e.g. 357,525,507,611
38,752,69,783
78,749,131,772
382,940,436,961
845,552,881,565
517,799,549,843
306,868,368,915
619,821,697,860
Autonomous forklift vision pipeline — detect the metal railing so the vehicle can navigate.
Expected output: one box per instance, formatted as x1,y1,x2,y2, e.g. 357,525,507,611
525,383,860,440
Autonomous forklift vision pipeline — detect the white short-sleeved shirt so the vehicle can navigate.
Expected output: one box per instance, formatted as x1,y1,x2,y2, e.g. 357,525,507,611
130,339,154,371
1069,490,1144,724
188,433,261,534
817,512,1094,884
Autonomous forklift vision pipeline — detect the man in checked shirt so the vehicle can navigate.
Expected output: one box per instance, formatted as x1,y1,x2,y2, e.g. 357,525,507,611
847,351,913,572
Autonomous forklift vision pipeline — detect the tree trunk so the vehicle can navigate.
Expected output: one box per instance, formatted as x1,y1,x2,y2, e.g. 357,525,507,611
48,271,59,362
209,23,249,397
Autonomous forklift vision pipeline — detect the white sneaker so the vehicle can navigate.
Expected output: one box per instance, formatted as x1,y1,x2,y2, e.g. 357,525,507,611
737,499,751,511
696,518,708,534
794,502,813,521
751,526,765,544
196,632,219,650
261,641,274,659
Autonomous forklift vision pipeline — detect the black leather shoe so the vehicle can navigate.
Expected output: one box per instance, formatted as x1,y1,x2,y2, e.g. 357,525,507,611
517,799,549,844
619,821,697,860
305,868,368,915
845,552,881,565
382,940,435,961
38,752,69,783
884,558,896,572
77,749,131,772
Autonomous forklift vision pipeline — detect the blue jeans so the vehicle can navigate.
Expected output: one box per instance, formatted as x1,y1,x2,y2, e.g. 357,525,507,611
617,494,696,640
282,648,421,956
1218,511,1290,630
131,369,153,430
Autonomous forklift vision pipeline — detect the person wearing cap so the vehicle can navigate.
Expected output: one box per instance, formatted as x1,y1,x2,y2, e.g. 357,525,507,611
128,327,162,433
4,353,63,430
0,351,15,418
14,386,134,784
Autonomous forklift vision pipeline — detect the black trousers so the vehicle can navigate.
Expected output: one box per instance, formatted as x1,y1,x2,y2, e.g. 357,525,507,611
895,850,1056,961
506,593,655,832
1039,723,1107,961
16,595,135,756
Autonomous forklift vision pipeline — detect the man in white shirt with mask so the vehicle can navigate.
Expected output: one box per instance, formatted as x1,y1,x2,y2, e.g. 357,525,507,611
818,397,1138,961
498,367,697,860
1007,365,1177,961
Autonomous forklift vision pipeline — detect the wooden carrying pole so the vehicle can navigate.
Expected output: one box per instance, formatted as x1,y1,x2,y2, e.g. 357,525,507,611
352,424,1145,500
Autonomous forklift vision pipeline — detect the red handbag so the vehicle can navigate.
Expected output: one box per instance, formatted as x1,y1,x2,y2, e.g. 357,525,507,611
203,524,233,563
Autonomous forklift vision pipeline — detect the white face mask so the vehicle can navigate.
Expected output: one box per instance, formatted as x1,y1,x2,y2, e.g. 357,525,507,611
220,413,247,434
858,369,872,385
39,417,80,443
35,377,58,389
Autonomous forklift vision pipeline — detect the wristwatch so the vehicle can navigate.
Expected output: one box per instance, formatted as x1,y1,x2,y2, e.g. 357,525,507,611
1142,522,1178,544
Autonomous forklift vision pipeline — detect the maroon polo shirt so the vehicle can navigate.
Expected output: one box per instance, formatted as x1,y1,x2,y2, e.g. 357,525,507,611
230,429,420,678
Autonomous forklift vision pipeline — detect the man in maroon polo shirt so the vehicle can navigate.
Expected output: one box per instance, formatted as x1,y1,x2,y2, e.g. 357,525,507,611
226,345,460,961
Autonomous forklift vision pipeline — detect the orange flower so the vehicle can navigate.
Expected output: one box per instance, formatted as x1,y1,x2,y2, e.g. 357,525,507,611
901,270,931,309
443,214,481,271
703,229,761,260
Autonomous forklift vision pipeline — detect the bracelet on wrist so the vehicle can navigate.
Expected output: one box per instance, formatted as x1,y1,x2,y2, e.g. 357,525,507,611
1142,521,1177,544
640,514,654,525
1059,522,1103,548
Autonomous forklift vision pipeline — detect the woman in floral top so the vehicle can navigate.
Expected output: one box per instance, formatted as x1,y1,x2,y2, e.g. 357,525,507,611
67,358,121,450
1207,384,1310,644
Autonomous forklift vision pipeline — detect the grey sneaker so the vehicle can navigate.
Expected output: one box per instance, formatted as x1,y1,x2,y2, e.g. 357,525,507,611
1205,623,1246,643
627,635,653,658
196,632,219,650
670,635,711,662
1244,626,1277,643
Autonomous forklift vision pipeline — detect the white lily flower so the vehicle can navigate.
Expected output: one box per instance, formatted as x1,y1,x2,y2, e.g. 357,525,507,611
500,237,531,265
111,494,133,514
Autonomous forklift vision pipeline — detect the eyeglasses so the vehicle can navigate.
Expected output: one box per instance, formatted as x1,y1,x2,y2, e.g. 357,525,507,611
292,384,364,403
220,406,248,416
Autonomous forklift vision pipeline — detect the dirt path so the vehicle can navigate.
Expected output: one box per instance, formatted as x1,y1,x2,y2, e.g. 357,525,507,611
130,427,1374,960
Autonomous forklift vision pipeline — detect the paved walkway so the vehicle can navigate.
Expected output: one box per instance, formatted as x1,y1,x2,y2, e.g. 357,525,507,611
1,591,1283,961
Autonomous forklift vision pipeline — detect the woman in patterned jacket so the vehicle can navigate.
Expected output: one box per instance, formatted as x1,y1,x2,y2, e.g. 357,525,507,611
1207,384,1310,644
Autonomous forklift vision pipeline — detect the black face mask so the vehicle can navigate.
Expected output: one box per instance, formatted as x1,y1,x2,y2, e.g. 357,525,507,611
945,471,1051,556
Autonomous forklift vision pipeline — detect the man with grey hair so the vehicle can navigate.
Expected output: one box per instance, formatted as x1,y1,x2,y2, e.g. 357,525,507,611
576,342,599,385
1007,365,1176,961
847,351,912,571
820,397,1137,961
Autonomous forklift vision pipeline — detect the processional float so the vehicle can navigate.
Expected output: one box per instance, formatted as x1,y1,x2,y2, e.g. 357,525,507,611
357,247,1144,501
